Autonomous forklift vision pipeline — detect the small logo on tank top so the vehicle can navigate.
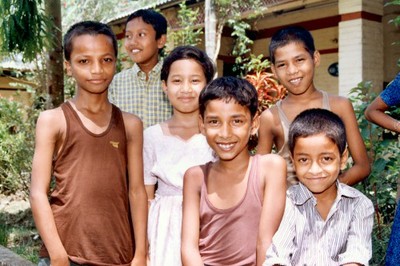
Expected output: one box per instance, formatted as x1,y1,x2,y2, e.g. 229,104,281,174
110,141,119,148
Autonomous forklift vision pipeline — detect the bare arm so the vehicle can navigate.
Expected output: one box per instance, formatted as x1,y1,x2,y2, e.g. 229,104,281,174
364,96,400,133
333,98,370,185
145,185,156,201
181,166,204,266
257,109,275,154
124,113,148,266
257,154,287,266
29,110,69,266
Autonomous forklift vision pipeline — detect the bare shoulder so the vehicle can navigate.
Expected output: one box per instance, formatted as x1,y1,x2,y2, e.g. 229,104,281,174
260,106,278,121
184,165,205,188
328,94,354,113
258,153,286,168
37,107,65,132
121,111,142,127
121,111,143,138
257,154,287,189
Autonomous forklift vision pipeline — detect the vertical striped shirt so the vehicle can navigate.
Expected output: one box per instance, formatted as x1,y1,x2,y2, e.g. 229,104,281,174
108,60,173,128
264,181,374,266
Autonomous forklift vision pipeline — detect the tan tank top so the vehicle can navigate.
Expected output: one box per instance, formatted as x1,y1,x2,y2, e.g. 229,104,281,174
199,155,262,266
276,90,331,186
39,101,134,266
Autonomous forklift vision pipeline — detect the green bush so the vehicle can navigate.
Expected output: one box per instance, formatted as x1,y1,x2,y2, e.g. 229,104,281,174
0,95,39,195
349,81,400,264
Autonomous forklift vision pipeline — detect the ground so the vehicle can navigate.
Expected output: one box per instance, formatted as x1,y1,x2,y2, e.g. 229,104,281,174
0,193,39,264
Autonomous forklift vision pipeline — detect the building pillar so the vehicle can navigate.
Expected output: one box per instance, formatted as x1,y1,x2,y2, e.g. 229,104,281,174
338,0,383,96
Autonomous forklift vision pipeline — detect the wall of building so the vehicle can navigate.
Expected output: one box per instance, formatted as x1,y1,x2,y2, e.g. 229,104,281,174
249,0,340,94
108,0,399,94
383,4,400,83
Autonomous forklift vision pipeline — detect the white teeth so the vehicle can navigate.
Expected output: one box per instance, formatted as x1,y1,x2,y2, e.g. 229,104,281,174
290,78,301,84
131,49,140,54
218,143,234,150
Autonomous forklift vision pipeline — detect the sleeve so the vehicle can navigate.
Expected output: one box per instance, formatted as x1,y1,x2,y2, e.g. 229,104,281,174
143,128,158,185
338,196,374,266
263,196,297,266
380,72,400,106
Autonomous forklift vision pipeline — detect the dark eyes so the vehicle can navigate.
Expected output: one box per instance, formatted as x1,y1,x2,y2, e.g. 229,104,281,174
125,33,146,39
77,58,113,64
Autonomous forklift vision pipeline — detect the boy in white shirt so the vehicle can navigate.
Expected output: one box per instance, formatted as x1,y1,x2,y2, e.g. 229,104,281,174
264,108,374,266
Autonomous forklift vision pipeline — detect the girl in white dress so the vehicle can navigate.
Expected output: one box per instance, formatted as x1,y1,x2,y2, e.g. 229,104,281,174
144,46,216,266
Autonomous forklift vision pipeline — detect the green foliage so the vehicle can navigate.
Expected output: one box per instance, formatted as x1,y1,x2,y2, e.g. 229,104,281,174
386,0,400,27
62,0,141,28
0,223,8,246
244,53,271,74
9,226,40,263
0,210,40,263
349,81,400,264
167,2,203,49
0,0,50,61
225,0,264,75
0,95,40,195
229,19,253,75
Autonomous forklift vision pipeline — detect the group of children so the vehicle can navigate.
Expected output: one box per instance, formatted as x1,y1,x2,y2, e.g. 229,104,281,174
29,7,384,266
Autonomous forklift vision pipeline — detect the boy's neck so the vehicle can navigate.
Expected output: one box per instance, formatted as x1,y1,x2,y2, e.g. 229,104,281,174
313,184,338,221
216,151,251,174
286,86,319,101
137,59,159,77
71,94,111,113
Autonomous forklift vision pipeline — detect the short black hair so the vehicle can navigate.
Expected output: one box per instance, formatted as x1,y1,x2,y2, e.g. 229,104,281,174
269,25,315,64
63,21,118,61
199,76,258,119
288,108,347,155
126,9,167,40
161,45,215,83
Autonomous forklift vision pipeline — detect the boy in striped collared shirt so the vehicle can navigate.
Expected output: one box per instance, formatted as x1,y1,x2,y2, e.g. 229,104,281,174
264,109,374,266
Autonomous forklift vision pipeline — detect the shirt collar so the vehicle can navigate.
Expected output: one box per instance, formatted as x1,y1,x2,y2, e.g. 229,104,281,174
289,180,359,206
132,59,163,76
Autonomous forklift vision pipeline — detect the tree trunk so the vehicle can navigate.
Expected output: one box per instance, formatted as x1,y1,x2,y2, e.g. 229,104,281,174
205,0,217,63
45,0,64,108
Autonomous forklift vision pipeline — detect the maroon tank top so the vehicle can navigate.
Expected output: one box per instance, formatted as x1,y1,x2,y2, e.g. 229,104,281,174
199,155,262,265
39,101,134,266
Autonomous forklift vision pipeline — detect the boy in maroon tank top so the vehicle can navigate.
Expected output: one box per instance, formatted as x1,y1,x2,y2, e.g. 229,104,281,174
257,26,370,186
181,77,287,266
30,21,147,266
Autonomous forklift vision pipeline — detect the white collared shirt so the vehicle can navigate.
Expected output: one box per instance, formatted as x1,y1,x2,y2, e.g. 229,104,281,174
264,181,374,266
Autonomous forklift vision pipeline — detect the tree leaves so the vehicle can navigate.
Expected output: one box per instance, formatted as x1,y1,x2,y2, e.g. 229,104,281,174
0,0,50,61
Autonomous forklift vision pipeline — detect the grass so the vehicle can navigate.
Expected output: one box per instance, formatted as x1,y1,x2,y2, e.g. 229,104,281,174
0,209,41,263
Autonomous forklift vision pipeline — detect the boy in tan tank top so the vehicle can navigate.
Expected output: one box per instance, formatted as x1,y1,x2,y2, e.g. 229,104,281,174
30,21,147,266
257,26,370,186
181,77,287,266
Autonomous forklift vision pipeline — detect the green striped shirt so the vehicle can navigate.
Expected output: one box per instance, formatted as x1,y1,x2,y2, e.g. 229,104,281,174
109,60,172,128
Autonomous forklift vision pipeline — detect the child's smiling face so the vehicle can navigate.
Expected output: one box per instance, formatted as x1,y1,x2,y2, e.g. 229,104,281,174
200,99,258,162
271,42,320,96
292,133,348,200
162,59,207,115
124,17,165,67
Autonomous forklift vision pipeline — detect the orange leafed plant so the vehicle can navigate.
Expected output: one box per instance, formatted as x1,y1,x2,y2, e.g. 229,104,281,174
243,54,287,114
243,54,287,151
246,71,287,114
